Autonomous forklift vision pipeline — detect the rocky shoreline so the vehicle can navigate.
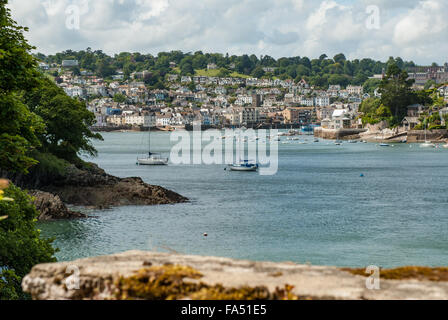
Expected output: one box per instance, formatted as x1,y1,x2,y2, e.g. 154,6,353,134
39,163,188,209
3,163,188,220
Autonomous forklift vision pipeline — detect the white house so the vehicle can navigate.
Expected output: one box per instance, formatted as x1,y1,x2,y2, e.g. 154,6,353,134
315,96,330,107
347,85,363,95
330,109,350,129
300,97,314,107
64,86,85,98
156,114,172,126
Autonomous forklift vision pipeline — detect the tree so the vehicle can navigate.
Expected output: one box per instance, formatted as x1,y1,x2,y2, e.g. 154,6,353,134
217,68,230,78
424,80,437,90
375,104,392,118
333,53,346,64
251,66,265,78
95,58,114,78
360,97,381,114
187,81,196,92
379,63,417,121
0,1,56,300
0,0,45,173
0,183,57,299
363,78,381,95
113,93,127,103
23,78,103,164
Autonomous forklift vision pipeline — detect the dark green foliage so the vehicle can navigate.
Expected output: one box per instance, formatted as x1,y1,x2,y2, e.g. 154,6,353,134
38,50,421,89
0,1,104,299
379,63,418,122
0,1,39,93
360,98,393,125
23,78,103,164
113,93,127,103
360,97,381,114
0,1,45,173
0,184,57,300
363,78,381,95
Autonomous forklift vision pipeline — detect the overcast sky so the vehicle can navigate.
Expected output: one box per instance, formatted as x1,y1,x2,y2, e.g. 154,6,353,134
8,0,448,64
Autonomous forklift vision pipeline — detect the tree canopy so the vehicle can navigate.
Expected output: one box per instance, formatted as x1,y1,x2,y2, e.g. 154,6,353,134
36,49,419,90
379,63,417,122
0,0,103,299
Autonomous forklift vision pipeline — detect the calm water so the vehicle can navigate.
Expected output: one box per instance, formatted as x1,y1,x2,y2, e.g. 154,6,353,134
39,131,448,267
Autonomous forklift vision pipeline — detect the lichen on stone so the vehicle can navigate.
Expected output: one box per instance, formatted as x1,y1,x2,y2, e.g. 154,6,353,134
343,266,448,282
114,264,299,300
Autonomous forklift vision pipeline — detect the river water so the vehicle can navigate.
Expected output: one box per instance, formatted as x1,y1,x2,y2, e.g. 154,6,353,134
39,131,448,267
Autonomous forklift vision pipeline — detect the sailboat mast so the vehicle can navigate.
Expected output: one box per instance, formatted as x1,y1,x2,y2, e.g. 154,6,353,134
424,117,427,142
148,122,151,156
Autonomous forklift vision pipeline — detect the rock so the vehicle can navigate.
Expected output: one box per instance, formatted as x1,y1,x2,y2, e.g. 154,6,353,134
38,163,188,208
29,190,86,221
2,162,188,209
22,251,448,300
314,127,367,140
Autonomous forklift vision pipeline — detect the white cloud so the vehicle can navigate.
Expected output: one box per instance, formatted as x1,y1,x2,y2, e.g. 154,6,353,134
7,0,448,64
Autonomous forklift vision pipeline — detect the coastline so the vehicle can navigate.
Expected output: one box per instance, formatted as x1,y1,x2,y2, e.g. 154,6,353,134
314,127,448,143
3,162,188,220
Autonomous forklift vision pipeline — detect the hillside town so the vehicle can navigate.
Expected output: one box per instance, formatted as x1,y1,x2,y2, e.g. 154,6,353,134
40,59,448,132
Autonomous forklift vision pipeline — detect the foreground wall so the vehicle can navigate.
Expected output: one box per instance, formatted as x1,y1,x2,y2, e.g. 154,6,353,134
22,251,448,300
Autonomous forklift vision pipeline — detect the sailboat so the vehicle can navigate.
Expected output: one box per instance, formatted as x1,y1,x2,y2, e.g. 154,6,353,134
137,125,169,165
228,159,259,171
379,130,390,147
228,122,258,172
420,119,435,148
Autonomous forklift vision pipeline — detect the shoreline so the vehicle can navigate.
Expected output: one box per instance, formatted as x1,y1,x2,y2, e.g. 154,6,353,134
96,127,448,144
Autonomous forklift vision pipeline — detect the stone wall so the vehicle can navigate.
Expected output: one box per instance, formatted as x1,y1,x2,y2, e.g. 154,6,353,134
22,251,448,300
407,129,448,142
314,128,367,140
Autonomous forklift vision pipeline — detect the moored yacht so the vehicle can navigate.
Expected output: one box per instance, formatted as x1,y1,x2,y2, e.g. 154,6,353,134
228,160,259,172
137,125,169,165
138,153,169,165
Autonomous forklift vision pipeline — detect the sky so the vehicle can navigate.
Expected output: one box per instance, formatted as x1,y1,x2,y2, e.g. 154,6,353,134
8,0,448,65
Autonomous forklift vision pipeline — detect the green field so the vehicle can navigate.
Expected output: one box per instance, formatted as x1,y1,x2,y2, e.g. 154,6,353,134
194,69,250,78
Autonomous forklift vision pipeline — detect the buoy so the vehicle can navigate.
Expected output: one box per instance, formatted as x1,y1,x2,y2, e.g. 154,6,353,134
203,233,208,237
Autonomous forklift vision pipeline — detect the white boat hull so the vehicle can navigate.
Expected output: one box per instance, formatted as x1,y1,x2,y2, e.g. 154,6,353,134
137,157,169,165
420,142,435,148
229,165,258,172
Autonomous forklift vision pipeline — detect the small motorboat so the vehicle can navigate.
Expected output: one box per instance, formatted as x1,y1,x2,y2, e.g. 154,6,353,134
228,160,259,172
